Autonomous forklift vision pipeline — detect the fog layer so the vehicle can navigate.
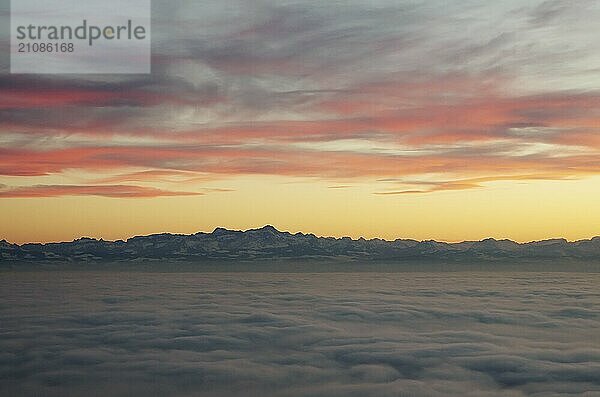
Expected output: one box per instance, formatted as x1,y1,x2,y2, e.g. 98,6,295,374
1,272,600,396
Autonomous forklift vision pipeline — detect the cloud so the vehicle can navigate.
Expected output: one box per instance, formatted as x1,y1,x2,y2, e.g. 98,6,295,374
92,170,215,184
374,173,577,195
1,0,600,195
1,272,599,396
529,0,572,26
0,184,202,198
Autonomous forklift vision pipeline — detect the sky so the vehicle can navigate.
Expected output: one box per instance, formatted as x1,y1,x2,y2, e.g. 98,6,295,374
1,0,600,244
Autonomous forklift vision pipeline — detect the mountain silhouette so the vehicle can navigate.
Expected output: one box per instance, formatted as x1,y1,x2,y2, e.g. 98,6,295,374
1,226,599,264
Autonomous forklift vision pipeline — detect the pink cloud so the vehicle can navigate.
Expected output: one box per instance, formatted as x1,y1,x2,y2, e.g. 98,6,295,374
0,184,202,198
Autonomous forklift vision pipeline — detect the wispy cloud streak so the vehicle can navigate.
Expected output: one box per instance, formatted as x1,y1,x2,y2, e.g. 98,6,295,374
0,184,201,198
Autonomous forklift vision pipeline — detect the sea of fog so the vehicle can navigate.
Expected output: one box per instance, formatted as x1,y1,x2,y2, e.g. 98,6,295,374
1,271,600,396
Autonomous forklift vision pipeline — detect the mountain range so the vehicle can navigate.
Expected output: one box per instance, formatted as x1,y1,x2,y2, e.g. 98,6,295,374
1,225,599,265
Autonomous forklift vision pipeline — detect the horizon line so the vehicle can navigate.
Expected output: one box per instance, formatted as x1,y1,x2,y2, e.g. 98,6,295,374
3,224,599,247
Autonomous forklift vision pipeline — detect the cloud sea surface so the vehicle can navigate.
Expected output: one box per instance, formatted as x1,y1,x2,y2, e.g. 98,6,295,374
1,271,600,396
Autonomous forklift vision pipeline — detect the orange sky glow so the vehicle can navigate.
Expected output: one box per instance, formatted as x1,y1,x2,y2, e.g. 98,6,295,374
1,1,600,244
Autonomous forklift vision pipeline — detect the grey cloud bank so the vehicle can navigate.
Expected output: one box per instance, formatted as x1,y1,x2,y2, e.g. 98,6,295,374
1,271,600,396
